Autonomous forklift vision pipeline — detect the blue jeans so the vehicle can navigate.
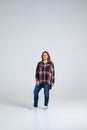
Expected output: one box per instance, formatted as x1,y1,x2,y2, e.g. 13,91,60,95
33,83,51,107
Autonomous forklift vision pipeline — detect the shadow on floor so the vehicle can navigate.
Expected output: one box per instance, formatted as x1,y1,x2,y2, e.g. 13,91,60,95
0,100,33,110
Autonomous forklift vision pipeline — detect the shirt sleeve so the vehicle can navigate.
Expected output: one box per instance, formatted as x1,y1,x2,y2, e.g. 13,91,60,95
51,63,55,84
35,62,39,81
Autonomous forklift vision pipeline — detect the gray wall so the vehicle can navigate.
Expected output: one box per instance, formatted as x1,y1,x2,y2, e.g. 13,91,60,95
0,0,87,106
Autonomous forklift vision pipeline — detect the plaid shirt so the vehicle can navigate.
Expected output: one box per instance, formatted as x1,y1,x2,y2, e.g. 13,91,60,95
35,61,55,86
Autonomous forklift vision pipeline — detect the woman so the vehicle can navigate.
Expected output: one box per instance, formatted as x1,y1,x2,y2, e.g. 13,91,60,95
33,51,55,109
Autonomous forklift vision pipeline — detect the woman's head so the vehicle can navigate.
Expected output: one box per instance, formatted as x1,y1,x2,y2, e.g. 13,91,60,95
41,51,51,62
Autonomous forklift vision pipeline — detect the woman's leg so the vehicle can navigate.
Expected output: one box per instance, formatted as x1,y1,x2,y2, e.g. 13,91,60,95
44,84,50,106
33,84,42,107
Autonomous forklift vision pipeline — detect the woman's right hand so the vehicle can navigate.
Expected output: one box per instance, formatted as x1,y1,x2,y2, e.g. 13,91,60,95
36,81,40,86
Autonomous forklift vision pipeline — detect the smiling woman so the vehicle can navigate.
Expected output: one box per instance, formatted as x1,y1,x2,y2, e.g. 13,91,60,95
33,51,55,109
41,51,51,62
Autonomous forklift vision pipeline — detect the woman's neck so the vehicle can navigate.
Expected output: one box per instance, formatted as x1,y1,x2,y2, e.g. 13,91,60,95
43,60,48,63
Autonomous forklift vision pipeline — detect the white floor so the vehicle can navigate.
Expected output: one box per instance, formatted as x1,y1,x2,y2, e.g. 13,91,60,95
0,101,87,130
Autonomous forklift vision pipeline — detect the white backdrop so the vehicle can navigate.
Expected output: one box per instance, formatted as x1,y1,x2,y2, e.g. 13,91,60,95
0,0,87,107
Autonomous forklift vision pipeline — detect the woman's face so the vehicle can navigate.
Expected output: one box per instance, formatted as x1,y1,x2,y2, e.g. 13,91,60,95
42,53,48,60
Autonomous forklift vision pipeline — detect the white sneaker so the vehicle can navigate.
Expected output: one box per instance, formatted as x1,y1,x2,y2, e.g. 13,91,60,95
44,105,48,109
33,106,38,110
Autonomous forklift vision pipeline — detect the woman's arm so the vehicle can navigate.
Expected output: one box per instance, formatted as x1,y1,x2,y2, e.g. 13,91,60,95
50,62,55,86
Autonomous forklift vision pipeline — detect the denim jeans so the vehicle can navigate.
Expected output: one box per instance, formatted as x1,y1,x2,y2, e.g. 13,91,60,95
33,83,51,107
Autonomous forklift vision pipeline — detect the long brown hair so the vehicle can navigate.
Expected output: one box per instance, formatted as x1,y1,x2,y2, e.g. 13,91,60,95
41,51,51,62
